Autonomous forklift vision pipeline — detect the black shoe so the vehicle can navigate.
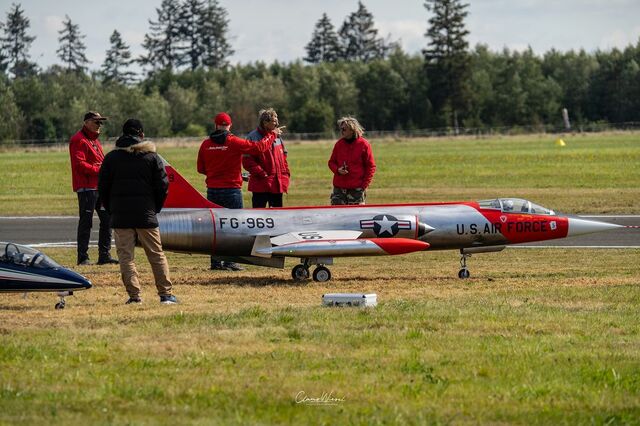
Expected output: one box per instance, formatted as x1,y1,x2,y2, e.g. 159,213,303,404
224,262,245,271
210,261,228,271
210,264,228,270
77,258,93,266
125,297,142,304
97,256,119,265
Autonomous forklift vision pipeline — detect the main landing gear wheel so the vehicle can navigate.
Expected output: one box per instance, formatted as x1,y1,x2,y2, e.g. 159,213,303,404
312,266,332,282
55,300,66,310
458,268,470,279
291,264,310,281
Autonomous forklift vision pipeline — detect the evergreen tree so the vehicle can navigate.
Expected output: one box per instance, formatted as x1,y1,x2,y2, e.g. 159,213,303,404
177,0,204,70
304,13,341,63
355,61,407,130
0,3,36,77
140,0,183,72
338,1,386,62
0,78,23,140
423,0,471,130
56,15,89,73
197,0,233,69
101,30,136,85
0,22,9,74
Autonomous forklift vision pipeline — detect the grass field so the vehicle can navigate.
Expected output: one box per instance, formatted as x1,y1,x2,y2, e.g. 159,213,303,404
0,133,639,424
0,248,639,424
1,132,640,215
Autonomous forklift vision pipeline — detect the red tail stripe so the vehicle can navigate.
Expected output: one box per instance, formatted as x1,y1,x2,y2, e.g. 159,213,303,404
164,165,220,208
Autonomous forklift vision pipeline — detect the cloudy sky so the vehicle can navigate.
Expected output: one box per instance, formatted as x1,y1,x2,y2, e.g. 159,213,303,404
7,0,640,71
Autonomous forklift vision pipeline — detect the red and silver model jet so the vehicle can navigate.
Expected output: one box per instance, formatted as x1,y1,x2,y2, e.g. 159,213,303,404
157,158,622,282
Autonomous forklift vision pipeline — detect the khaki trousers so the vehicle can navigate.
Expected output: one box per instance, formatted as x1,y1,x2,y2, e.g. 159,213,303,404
113,228,173,298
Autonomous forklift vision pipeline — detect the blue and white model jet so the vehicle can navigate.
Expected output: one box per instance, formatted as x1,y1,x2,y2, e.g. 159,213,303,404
0,242,91,309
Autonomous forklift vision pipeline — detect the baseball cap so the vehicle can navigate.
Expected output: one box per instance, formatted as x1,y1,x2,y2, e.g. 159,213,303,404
84,111,108,121
214,112,232,126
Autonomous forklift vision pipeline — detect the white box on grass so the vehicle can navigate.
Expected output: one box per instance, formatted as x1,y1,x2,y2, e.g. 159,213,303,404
322,293,377,307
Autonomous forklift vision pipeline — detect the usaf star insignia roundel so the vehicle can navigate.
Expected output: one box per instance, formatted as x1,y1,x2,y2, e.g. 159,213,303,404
360,214,412,237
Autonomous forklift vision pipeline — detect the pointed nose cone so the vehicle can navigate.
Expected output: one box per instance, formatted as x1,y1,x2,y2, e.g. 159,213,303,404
60,268,92,290
567,217,622,237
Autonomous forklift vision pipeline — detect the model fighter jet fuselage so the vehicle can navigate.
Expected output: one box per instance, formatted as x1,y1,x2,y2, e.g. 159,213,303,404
0,242,91,308
157,158,622,281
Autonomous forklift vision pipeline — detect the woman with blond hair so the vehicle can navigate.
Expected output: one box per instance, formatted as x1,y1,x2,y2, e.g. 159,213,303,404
327,116,376,205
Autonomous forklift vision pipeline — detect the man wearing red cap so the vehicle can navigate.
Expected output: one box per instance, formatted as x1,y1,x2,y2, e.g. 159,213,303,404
197,112,282,271
69,111,118,266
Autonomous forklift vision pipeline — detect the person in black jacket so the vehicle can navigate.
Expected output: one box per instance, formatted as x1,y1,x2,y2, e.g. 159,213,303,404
98,119,178,305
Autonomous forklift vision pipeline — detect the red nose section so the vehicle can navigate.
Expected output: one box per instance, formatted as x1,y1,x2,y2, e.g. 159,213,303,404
370,238,430,255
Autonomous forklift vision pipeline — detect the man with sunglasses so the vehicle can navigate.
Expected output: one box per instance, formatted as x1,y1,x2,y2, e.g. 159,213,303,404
69,111,118,266
243,108,290,208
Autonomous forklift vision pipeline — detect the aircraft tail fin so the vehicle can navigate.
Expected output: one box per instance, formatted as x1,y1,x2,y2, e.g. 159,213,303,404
159,155,221,209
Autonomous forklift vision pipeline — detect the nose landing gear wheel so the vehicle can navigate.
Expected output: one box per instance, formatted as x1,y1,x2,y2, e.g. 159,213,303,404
312,266,331,282
458,250,471,279
291,264,310,281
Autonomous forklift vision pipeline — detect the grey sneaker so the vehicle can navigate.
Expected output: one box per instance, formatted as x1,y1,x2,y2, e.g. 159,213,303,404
160,295,179,304
125,297,142,304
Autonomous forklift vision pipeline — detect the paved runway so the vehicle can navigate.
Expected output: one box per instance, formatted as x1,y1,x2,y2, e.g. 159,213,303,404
0,215,638,248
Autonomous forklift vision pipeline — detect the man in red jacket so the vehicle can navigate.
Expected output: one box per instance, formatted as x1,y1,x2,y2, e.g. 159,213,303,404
69,111,118,266
197,112,282,270
328,116,376,205
243,108,290,208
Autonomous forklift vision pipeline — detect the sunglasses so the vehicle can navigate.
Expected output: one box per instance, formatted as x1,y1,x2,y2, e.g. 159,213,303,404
91,119,104,126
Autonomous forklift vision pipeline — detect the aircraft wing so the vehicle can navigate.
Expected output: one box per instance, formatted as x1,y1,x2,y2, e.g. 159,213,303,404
270,230,363,246
252,231,429,258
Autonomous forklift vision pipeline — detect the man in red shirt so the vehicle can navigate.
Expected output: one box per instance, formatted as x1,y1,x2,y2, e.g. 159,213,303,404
69,111,118,266
328,116,376,205
197,112,282,270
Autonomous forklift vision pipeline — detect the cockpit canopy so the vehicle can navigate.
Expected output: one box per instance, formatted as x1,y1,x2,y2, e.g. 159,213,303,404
0,242,61,269
478,198,555,215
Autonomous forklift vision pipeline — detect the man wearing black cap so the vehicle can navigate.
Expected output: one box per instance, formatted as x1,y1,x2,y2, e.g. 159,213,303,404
69,111,118,266
98,119,177,305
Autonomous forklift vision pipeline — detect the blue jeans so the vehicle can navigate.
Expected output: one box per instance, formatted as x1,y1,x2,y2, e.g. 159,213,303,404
207,188,242,268
207,188,243,209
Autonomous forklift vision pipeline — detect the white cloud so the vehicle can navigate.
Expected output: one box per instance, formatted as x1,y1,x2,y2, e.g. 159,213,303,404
9,0,640,70
377,19,425,53
600,27,640,50
43,15,64,35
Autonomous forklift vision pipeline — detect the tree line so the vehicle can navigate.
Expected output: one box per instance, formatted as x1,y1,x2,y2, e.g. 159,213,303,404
0,0,639,143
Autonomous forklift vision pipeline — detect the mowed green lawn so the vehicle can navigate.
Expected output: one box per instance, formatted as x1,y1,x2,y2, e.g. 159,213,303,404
0,249,639,424
0,133,639,424
1,132,639,215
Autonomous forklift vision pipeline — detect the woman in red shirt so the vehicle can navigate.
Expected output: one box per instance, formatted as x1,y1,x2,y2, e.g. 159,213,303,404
327,117,376,205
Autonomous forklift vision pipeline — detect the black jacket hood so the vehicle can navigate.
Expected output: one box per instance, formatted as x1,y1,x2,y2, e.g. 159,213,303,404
115,135,156,153
210,129,229,144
